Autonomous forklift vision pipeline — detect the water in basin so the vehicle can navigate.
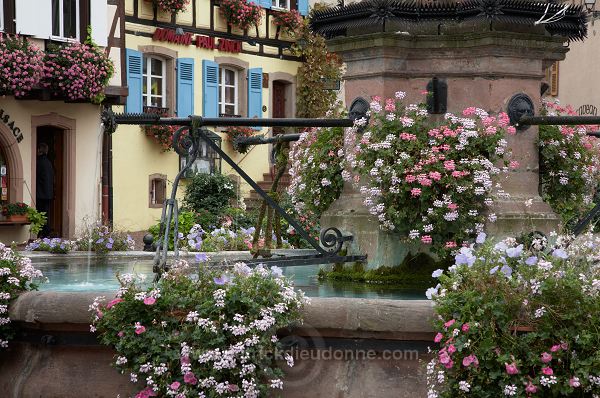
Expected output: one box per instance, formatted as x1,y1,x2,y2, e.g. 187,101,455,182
33,257,425,300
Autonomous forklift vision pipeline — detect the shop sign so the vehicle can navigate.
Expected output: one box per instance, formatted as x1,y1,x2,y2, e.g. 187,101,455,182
0,108,23,143
152,28,242,53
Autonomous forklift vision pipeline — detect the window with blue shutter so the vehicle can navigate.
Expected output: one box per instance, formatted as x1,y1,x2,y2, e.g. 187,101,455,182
298,0,308,16
202,60,219,118
126,49,143,114
177,58,195,118
248,68,263,130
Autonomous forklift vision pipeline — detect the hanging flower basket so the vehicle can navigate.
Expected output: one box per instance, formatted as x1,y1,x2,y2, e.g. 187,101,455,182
42,41,114,104
0,34,44,98
224,126,255,154
219,0,262,31
153,0,190,14
272,9,302,38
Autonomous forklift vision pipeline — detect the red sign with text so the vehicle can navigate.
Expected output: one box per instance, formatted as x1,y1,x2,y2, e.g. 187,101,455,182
152,28,242,53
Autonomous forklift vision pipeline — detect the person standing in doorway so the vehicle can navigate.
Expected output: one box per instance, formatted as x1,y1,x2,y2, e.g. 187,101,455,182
36,143,54,237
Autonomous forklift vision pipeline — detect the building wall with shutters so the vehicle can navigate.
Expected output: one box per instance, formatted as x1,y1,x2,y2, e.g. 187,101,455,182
553,18,600,115
112,0,304,231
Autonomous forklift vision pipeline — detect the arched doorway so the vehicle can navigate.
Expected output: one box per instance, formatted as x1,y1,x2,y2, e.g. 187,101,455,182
35,126,64,238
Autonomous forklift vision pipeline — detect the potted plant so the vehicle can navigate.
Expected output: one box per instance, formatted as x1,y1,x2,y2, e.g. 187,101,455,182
2,202,30,222
271,9,302,38
153,0,189,14
224,126,255,154
219,0,262,31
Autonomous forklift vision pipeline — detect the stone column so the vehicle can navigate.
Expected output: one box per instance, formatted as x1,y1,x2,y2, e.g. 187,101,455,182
321,28,566,268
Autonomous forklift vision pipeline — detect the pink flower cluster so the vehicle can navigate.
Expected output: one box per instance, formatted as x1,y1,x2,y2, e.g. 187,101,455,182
271,9,302,36
154,0,189,14
42,41,114,103
220,0,263,31
0,34,44,97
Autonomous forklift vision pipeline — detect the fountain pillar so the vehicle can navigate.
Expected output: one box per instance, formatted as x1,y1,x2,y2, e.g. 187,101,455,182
321,29,568,268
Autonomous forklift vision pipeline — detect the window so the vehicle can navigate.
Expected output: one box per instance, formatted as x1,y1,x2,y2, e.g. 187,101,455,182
272,0,290,10
0,149,8,202
149,174,167,208
143,56,167,109
52,0,79,39
219,67,239,116
0,0,4,32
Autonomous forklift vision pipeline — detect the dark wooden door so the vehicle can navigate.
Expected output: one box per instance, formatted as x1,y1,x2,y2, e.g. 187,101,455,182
37,126,63,238
272,81,287,134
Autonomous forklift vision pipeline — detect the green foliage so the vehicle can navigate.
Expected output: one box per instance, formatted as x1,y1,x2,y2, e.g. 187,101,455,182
182,173,236,216
2,202,29,216
148,210,201,251
427,234,600,397
538,100,600,227
318,253,447,288
92,261,307,397
294,22,343,118
26,207,47,237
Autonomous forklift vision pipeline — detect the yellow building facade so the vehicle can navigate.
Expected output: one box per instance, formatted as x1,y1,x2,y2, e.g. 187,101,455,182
113,0,303,232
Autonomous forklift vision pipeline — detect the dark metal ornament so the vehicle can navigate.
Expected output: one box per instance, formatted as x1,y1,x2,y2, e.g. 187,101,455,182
507,93,535,129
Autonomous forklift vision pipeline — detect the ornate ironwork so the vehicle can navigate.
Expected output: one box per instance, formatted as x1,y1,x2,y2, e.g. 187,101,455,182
102,109,368,278
310,0,587,41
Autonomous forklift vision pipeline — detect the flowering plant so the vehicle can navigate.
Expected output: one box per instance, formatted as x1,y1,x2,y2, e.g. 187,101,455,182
538,99,600,225
426,232,600,397
143,124,182,152
288,125,346,228
350,94,513,255
91,259,307,398
219,0,263,31
181,224,291,252
25,237,76,254
271,9,302,37
0,244,43,349
224,126,255,154
76,223,135,254
0,34,44,97
2,202,30,216
42,40,114,104
153,0,189,14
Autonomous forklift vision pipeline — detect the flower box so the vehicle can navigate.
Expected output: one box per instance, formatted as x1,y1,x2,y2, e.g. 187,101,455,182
7,214,29,223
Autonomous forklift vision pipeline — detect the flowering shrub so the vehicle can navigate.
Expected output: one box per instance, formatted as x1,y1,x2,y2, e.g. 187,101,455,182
2,202,29,216
154,0,189,14
224,126,255,154
91,259,307,398
42,40,114,104
0,34,44,97
351,94,513,255
271,9,302,37
181,224,291,252
539,99,600,225
25,237,76,254
426,232,600,397
288,125,346,226
76,223,135,254
0,244,42,349
219,0,263,31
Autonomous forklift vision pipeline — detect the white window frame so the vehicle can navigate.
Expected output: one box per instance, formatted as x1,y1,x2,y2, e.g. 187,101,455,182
219,67,239,116
0,0,4,32
142,56,167,109
51,0,80,41
271,0,290,11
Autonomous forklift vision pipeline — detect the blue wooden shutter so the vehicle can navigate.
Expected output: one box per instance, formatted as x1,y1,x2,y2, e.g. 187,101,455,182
177,58,195,117
125,49,143,113
298,0,308,16
202,60,219,118
259,0,271,9
248,68,263,130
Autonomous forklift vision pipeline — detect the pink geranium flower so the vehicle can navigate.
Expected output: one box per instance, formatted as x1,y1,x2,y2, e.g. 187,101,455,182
143,297,156,305
134,322,146,335
434,333,443,343
462,354,479,368
505,362,519,375
541,352,552,363
542,367,554,376
106,298,124,309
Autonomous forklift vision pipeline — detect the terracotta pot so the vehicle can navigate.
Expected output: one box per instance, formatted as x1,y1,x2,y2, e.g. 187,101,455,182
8,214,28,223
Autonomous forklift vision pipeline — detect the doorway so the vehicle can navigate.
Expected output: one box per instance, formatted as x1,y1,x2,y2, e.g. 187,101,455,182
272,80,288,134
36,126,64,238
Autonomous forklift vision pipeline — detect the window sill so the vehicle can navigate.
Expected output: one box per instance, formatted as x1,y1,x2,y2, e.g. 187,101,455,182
49,36,80,44
271,6,291,12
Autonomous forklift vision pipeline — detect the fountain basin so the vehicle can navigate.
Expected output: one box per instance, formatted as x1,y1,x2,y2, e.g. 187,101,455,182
0,291,435,397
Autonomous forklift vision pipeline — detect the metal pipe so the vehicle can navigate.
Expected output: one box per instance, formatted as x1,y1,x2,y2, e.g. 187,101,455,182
113,113,355,128
517,116,600,126
236,133,302,145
